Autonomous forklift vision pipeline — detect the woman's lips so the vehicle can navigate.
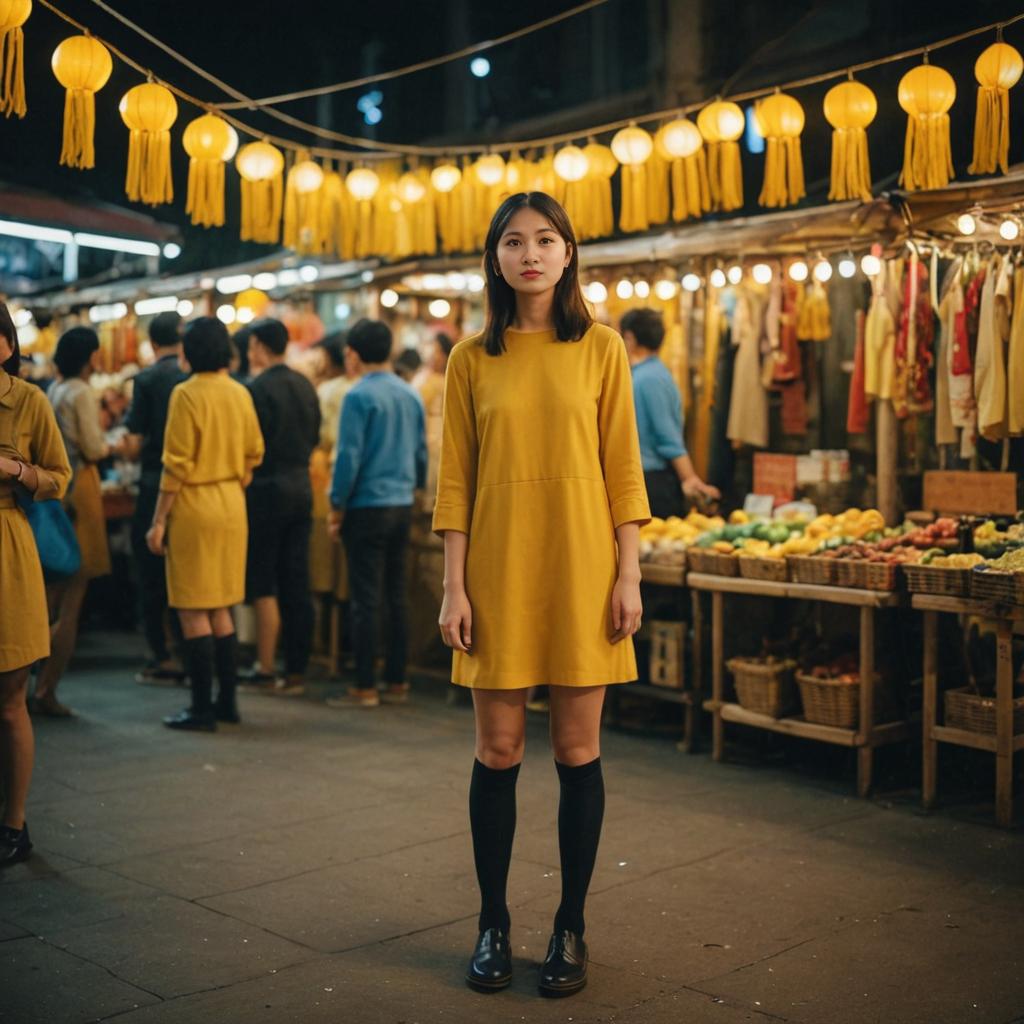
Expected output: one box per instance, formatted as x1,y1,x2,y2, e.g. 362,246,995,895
521,270,541,278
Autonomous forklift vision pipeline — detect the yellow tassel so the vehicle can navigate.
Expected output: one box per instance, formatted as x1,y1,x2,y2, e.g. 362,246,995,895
970,85,1008,175
618,165,649,233
0,24,25,118
61,89,96,169
645,150,670,225
669,150,711,221
125,129,172,207
315,170,344,257
706,141,743,211
283,152,326,254
186,157,224,228
240,175,282,244
828,127,872,201
898,63,956,191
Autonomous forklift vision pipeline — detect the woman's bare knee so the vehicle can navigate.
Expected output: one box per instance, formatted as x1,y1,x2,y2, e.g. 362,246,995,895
476,733,525,769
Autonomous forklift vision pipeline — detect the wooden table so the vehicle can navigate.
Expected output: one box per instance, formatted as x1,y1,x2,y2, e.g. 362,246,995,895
915,593,1024,827
689,572,907,797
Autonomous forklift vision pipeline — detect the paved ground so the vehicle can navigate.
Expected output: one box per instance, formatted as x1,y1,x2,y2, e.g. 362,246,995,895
2,633,1023,1024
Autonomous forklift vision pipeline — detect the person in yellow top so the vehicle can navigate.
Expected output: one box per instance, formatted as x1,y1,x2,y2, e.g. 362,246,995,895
435,193,650,998
0,304,72,865
147,318,264,733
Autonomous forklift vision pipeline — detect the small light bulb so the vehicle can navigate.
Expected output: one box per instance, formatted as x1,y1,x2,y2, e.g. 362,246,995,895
999,219,1019,241
727,264,743,285
467,273,485,293
860,254,882,277
788,261,808,282
813,259,833,283
428,298,451,319
176,300,194,317
709,268,727,289
752,263,772,285
616,279,634,300
681,273,702,292
216,304,236,325
654,279,678,301
585,281,608,304
957,213,976,236
633,280,650,299
838,258,856,279
236,307,255,325
380,288,399,308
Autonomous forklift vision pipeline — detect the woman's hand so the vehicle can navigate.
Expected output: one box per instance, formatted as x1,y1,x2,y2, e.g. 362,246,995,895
439,587,473,653
610,575,642,644
146,521,166,556
0,454,21,479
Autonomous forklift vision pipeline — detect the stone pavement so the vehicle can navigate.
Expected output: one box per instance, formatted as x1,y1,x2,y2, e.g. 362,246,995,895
2,633,1023,1024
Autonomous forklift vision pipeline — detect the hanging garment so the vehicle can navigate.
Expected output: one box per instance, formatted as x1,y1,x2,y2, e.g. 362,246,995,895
772,281,801,383
797,280,831,341
975,255,1008,442
1009,265,1024,436
727,286,770,449
864,263,897,400
847,309,869,435
934,277,957,446
892,252,934,419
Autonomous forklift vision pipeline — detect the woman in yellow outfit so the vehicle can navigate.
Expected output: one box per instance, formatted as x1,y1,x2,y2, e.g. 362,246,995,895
147,318,264,732
0,305,71,865
435,193,649,998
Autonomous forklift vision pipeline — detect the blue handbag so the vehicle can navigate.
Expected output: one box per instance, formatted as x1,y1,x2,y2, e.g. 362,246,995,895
16,487,82,581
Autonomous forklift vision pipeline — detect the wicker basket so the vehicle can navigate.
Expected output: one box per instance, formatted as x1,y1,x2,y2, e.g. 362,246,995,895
832,558,867,589
833,558,900,591
796,671,860,729
728,657,798,718
861,561,901,591
738,556,788,582
687,548,739,577
970,568,1024,605
945,687,1024,735
787,555,835,586
903,563,972,598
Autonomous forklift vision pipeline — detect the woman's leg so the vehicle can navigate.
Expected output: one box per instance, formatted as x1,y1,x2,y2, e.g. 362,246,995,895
34,572,89,711
0,667,33,829
548,685,607,938
170,610,216,726
209,608,239,719
470,688,527,934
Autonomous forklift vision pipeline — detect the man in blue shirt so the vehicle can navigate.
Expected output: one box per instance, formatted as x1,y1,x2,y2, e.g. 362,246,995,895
621,309,719,519
327,319,427,708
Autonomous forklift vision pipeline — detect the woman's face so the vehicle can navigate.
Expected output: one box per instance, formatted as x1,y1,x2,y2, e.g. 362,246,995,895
494,206,571,295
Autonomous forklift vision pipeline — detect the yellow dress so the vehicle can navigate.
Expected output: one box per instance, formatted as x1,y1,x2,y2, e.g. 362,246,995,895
0,370,72,671
433,324,650,689
160,372,264,609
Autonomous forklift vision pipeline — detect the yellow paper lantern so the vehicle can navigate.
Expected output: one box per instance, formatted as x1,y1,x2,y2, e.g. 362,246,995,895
430,162,461,193
346,167,380,201
553,145,590,183
610,125,653,166
898,63,956,191
0,0,30,118
397,171,426,204
655,118,702,160
291,158,325,195
119,82,177,206
823,79,877,202
969,42,1023,176
756,92,806,207
697,101,744,211
236,141,284,244
474,153,506,186
284,152,326,253
51,34,112,169
223,125,239,161
235,288,269,316
182,113,231,228
583,143,617,179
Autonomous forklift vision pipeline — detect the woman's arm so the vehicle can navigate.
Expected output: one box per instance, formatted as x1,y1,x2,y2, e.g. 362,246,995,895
0,391,72,500
439,530,473,653
145,490,177,555
610,522,643,643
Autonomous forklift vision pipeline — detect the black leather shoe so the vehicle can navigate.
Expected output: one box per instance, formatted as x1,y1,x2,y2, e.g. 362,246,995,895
163,709,217,732
214,703,240,724
465,928,512,992
0,823,32,867
539,929,588,997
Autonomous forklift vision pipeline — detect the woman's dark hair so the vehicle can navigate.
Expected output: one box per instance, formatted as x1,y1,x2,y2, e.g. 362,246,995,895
434,331,454,358
0,302,20,376
54,326,100,379
481,191,591,357
347,318,393,364
318,330,347,368
620,308,665,352
249,317,289,356
230,326,251,377
183,317,233,373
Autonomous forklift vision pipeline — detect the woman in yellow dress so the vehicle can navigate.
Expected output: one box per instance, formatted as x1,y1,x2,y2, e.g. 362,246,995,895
147,318,264,732
0,304,71,864
435,193,649,997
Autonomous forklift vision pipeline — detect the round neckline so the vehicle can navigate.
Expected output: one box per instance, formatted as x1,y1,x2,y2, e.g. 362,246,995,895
505,326,557,336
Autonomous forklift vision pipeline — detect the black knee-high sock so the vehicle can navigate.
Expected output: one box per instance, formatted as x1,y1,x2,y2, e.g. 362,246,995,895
469,759,520,934
183,636,215,715
554,757,605,937
213,634,238,711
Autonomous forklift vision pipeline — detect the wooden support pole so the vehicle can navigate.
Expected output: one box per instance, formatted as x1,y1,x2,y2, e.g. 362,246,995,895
857,606,876,798
922,610,938,810
995,621,1014,828
876,398,898,525
711,591,724,762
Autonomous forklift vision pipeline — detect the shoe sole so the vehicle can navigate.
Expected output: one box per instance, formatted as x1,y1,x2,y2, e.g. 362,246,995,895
539,977,587,998
0,845,33,868
465,973,512,993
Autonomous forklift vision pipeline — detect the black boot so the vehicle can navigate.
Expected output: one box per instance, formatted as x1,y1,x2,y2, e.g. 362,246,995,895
539,929,588,997
165,636,216,731
213,633,240,723
465,927,512,993
0,823,32,867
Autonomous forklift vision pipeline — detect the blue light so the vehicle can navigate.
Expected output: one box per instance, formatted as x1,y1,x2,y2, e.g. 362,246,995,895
357,90,384,113
363,107,382,126
470,57,491,78
745,105,765,155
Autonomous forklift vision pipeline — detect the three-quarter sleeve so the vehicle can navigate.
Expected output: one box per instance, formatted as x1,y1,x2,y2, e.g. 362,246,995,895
159,387,195,494
72,384,108,463
597,335,651,528
432,344,478,535
27,389,71,502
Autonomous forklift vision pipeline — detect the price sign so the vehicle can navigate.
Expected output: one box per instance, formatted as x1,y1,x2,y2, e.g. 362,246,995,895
753,453,797,503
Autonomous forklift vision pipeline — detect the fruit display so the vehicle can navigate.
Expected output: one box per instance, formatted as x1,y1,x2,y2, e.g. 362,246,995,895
691,510,814,560
639,510,724,565
982,547,1024,572
918,552,985,569
973,519,1024,560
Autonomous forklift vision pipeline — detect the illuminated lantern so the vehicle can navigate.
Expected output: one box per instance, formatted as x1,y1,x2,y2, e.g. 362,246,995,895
346,167,380,201
291,158,324,195
969,41,1023,175
0,0,30,117
697,100,744,211
655,118,709,221
397,171,426,203
583,143,617,178
756,91,805,208
51,34,112,169
235,288,270,318
553,145,590,182
655,118,702,159
236,141,284,244
610,125,653,165
898,62,956,191
430,162,461,193
182,113,232,228
284,151,326,254
581,142,616,238
119,82,177,206
823,79,877,202
473,153,506,186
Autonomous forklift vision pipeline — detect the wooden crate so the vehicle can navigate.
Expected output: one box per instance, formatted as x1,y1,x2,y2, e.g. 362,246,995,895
648,621,686,689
